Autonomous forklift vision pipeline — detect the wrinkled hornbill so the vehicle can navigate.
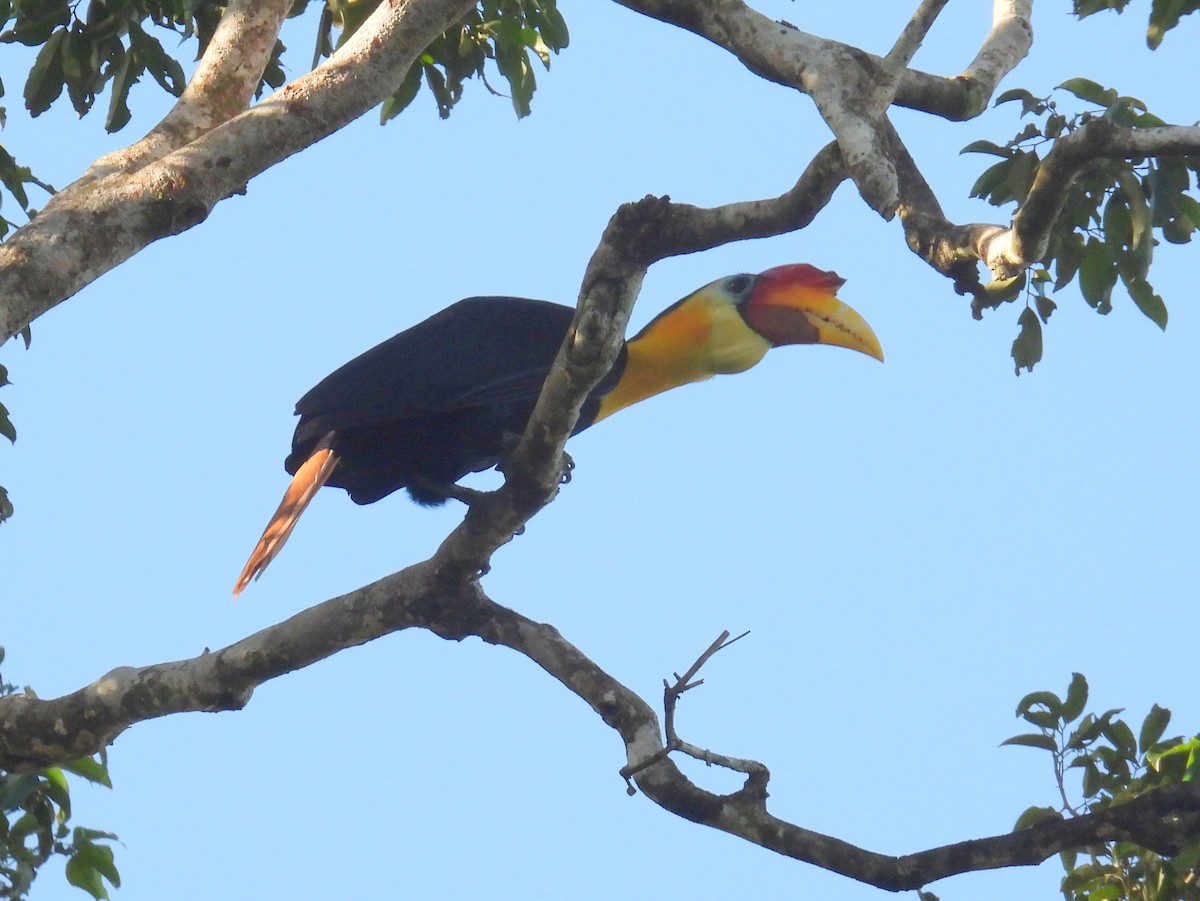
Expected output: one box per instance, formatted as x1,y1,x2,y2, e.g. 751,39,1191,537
233,264,883,596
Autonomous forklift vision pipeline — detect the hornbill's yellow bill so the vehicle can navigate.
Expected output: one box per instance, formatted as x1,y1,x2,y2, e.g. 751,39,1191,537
233,263,882,597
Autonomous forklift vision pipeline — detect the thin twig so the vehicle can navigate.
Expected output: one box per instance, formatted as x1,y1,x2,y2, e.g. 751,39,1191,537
884,0,951,74
664,630,749,744
619,630,753,793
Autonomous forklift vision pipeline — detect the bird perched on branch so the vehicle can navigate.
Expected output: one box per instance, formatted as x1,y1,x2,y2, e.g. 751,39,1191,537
233,264,883,596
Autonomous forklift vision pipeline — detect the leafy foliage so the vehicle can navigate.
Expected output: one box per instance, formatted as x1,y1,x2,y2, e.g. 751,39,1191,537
0,140,53,240
1072,0,1200,49
0,360,18,524
0,0,198,132
0,1,570,131
1006,673,1200,901
964,80,1200,372
323,0,571,121
0,647,120,900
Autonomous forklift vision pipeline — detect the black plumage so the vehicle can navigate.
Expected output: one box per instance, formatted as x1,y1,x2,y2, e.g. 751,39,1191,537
284,296,625,505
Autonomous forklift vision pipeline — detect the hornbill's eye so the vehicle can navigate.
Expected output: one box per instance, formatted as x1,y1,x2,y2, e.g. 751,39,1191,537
724,274,754,297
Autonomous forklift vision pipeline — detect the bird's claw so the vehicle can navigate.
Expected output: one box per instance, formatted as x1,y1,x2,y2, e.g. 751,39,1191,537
444,483,488,506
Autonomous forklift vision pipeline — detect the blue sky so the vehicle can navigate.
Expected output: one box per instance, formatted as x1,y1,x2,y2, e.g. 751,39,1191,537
3,3,1198,900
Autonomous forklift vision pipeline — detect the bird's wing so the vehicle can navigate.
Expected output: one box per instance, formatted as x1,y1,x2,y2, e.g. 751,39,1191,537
293,297,576,428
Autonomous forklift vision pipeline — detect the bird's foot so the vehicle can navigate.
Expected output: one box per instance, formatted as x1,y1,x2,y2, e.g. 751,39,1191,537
442,483,488,506
409,477,488,507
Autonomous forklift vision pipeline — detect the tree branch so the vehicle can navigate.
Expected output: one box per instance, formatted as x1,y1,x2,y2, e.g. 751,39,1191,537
979,119,1200,276
883,0,951,73
960,1,1035,102
6,567,1198,894
83,0,292,183
609,0,1032,122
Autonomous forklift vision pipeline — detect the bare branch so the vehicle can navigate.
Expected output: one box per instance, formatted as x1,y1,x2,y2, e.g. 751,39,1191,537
961,1,1035,99
7,569,1197,894
659,631,765,777
884,0,952,74
609,0,1030,122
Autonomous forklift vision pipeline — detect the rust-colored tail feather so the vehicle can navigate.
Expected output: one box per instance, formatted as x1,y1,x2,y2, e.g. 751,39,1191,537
233,447,339,598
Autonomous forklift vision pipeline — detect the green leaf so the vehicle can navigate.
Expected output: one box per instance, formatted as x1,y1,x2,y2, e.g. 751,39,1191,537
66,855,110,900
1012,805,1062,831
535,3,569,50
62,755,113,788
38,767,71,819
1102,190,1132,251
380,63,423,123
1017,690,1063,720
960,139,1012,157
1011,306,1043,375
1147,0,1200,47
1171,193,1200,243
1,774,38,810
0,486,12,524
969,158,1013,202
1079,238,1117,312
1051,232,1086,291
994,87,1037,108
0,0,69,46
1148,737,1200,780
1118,173,1151,249
71,831,120,888
1073,0,1131,18
61,28,94,117
1139,704,1171,754
128,24,185,97
0,399,16,442
1161,214,1195,244
1059,847,1078,873
1069,709,1125,749
981,272,1025,306
1104,95,1148,126
1104,719,1139,758
1061,672,1089,723
1007,150,1040,203
1147,158,1190,226
1057,77,1118,108
1122,277,1167,330
1035,295,1057,323
1001,732,1059,752
104,45,138,133
1061,861,1123,893
23,27,66,116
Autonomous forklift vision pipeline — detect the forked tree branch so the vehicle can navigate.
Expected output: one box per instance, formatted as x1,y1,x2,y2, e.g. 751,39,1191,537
7,563,1198,893
82,0,293,183
609,0,1033,122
